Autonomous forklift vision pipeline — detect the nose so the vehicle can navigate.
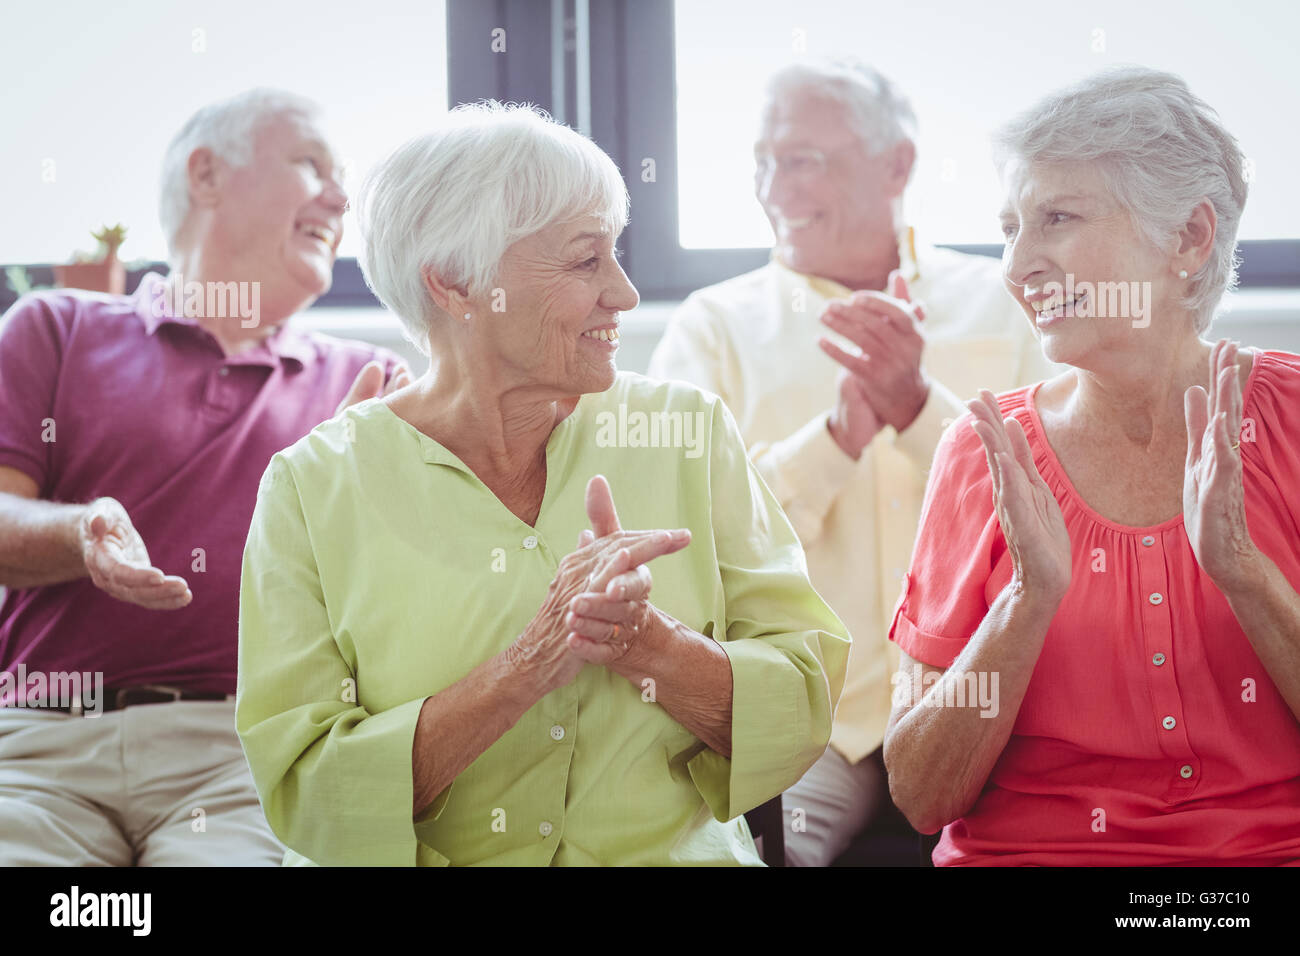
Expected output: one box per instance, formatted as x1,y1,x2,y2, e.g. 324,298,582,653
321,176,348,215
604,257,639,312
1003,226,1048,292
756,161,800,215
755,160,774,205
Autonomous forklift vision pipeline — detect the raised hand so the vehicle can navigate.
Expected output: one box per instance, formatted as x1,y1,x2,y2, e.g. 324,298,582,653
78,497,191,610
335,360,413,416
1184,339,1255,589
967,390,1071,603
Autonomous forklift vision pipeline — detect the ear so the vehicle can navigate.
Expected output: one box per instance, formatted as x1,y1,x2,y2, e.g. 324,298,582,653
1174,198,1217,275
886,139,916,196
420,267,472,319
186,147,223,210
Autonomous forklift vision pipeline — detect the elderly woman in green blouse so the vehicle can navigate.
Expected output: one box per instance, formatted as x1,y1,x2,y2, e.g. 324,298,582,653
235,102,850,866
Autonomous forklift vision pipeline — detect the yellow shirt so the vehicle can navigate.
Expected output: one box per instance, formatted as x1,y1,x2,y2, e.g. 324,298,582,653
236,372,850,865
647,240,1057,763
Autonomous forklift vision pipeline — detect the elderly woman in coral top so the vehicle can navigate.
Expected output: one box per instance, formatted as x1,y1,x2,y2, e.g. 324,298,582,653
884,67,1300,865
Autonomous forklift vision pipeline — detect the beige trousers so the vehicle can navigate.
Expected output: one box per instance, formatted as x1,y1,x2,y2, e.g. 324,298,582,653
0,699,282,866
783,744,889,867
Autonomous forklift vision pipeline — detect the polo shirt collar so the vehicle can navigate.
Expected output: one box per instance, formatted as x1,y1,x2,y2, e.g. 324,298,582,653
133,271,311,367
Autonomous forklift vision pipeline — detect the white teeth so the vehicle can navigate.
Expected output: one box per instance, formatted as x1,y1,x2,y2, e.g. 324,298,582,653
1037,292,1086,315
299,224,334,245
782,217,814,229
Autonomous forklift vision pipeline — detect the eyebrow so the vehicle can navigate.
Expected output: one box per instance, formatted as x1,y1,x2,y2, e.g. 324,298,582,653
301,138,338,164
1037,193,1090,207
999,193,1093,219
566,231,610,246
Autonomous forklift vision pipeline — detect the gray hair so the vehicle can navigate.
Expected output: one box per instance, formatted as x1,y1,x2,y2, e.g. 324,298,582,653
159,88,321,256
765,59,918,155
992,66,1249,331
354,101,630,356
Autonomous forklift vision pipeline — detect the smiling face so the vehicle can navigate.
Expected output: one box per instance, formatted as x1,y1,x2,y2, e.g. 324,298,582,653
754,85,908,285
205,111,347,318
999,158,1180,370
465,213,639,397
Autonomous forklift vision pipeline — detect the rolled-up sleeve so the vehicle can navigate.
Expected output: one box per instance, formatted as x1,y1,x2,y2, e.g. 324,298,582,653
686,398,852,821
0,295,64,489
888,412,1008,668
236,455,444,866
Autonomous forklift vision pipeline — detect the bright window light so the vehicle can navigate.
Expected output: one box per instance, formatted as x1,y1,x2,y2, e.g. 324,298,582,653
675,0,1298,248
1,0,447,264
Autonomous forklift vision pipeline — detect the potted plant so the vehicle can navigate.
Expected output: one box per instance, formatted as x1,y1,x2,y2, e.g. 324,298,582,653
54,223,128,294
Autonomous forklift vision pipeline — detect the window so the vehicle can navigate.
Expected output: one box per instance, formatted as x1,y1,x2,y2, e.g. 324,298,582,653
562,0,1298,297
1,1,446,270
675,0,1300,250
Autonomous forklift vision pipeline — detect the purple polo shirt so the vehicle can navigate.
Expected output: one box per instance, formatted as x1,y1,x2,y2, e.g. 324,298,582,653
0,273,404,694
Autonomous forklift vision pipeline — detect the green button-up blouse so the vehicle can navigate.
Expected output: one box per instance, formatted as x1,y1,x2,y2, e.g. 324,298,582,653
236,372,850,865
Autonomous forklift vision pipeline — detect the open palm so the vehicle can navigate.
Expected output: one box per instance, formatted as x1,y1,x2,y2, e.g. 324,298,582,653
1183,339,1254,586
967,390,1071,601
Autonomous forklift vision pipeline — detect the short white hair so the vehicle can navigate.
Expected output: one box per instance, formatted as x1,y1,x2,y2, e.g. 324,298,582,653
766,59,918,155
993,66,1249,332
355,101,629,355
159,88,321,256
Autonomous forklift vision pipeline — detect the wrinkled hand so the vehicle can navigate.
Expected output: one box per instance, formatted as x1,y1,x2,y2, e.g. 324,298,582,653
335,360,413,415
78,497,191,610
508,476,690,692
819,271,930,437
967,390,1071,602
563,476,691,668
1184,339,1255,589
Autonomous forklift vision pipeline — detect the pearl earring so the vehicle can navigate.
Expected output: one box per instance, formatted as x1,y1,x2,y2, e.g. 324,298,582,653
463,312,472,320
1178,270,1188,279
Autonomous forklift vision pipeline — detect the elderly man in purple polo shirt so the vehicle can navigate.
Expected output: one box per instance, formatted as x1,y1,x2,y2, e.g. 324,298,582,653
0,88,410,865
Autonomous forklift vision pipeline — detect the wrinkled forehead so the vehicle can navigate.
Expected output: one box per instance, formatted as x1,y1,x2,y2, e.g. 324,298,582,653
554,212,620,247
999,157,1109,215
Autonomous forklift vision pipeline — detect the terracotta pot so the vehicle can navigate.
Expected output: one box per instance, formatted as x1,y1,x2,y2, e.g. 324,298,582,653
54,259,126,295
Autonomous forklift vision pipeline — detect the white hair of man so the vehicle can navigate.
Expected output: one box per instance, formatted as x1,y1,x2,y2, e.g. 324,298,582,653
158,88,322,257
992,66,1249,331
765,58,918,155
355,101,630,355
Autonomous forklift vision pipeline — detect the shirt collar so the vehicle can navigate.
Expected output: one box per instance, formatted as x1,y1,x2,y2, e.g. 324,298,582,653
771,225,923,296
134,271,311,366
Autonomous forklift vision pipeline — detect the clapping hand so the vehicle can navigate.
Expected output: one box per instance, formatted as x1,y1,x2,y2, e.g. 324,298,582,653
1184,339,1255,589
820,271,930,453
335,360,413,415
510,476,690,690
563,476,690,667
967,390,1071,602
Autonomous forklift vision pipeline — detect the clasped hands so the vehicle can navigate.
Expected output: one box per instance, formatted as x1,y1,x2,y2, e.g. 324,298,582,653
511,475,691,691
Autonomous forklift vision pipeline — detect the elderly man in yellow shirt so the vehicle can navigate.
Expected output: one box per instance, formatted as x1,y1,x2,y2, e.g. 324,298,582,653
648,58,1056,866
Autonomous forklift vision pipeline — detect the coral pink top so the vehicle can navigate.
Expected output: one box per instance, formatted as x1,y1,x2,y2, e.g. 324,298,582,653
889,349,1300,866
